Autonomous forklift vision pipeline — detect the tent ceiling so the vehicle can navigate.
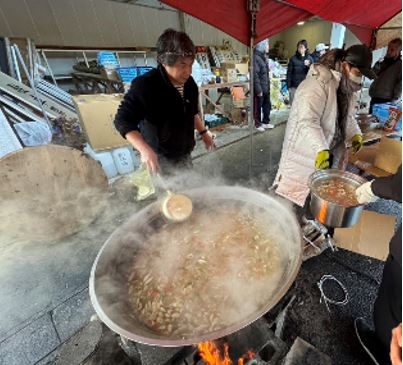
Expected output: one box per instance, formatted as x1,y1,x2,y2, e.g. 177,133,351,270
375,12,402,49
159,0,401,46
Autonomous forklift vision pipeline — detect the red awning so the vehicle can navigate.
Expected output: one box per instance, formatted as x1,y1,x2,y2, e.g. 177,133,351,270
161,0,401,46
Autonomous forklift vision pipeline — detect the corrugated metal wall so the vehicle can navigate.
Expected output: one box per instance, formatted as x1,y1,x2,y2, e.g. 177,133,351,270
0,0,247,52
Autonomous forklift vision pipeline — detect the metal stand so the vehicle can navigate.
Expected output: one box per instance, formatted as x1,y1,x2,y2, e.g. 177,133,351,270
301,219,338,260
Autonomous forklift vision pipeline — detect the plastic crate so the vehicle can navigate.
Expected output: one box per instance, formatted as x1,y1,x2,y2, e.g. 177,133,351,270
117,67,138,83
204,115,229,129
97,51,119,68
136,66,153,76
373,103,402,133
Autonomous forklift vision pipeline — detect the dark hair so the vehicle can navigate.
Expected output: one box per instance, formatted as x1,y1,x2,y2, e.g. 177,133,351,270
319,48,346,71
389,38,402,49
297,39,308,49
156,28,195,66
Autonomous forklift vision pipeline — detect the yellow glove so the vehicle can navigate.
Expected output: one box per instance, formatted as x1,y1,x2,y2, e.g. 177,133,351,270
315,150,332,169
351,134,363,154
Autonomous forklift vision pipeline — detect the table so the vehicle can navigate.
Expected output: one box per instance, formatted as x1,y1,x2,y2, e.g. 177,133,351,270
348,128,400,177
198,81,249,122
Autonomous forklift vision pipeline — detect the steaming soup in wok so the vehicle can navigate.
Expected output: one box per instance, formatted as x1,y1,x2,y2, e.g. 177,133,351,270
128,203,284,337
313,177,359,207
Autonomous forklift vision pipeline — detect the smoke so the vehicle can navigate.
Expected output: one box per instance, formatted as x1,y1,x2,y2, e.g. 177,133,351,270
0,177,150,338
0,154,300,343
92,177,301,344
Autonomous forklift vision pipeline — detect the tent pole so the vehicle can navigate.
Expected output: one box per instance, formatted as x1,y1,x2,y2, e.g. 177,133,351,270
248,34,254,180
248,0,259,180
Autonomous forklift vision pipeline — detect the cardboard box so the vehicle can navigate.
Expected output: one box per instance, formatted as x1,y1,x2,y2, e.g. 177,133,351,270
220,61,236,70
334,210,395,261
349,136,402,177
373,136,402,174
235,62,249,75
222,68,238,83
73,94,130,151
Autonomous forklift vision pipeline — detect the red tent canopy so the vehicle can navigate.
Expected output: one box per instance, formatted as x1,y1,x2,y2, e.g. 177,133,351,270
161,0,401,46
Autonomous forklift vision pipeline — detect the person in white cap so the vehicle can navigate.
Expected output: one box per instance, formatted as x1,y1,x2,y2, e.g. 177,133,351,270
310,43,329,63
253,39,274,131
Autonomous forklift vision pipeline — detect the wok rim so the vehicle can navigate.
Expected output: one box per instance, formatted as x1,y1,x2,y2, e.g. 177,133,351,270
89,186,302,346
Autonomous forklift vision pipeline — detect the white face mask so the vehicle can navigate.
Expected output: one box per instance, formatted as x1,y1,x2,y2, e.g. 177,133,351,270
349,71,363,85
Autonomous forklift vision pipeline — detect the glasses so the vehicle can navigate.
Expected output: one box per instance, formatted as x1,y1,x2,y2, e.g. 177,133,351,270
164,51,195,58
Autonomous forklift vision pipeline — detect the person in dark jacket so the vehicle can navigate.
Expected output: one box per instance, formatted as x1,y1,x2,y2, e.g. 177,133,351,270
355,164,402,365
369,38,402,113
310,43,329,63
253,39,273,131
286,39,313,105
114,28,215,173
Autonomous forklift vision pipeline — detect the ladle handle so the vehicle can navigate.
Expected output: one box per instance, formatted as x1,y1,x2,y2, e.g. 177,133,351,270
156,173,172,195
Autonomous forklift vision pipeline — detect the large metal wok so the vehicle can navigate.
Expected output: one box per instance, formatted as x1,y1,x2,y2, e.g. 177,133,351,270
89,186,302,346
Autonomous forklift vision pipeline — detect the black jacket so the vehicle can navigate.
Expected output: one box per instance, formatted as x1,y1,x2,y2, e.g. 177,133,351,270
310,51,321,64
253,50,270,95
372,164,402,266
286,52,313,89
114,64,199,159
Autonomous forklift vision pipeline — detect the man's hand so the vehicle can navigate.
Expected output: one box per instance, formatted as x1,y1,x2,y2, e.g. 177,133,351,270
391,323,402,365
125,130,159,173
138,144,159,173
202,130,216,151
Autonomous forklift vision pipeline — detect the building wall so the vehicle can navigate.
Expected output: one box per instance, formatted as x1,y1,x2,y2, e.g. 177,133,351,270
0,0,247,54
270,20,333,59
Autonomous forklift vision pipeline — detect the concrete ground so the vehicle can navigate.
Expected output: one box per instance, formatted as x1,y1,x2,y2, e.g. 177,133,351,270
0,105,400,365
0,110,289,365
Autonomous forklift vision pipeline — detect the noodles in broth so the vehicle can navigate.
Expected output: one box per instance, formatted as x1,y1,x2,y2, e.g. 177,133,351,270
127,203,284,337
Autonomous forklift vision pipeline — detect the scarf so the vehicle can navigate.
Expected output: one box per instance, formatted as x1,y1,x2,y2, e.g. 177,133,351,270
331,75,361,150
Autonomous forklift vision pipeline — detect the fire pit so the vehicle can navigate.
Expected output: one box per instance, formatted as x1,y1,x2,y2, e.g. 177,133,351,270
90,186,302,347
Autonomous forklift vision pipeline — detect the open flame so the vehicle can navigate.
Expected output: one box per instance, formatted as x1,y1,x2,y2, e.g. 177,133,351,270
198,341,254,365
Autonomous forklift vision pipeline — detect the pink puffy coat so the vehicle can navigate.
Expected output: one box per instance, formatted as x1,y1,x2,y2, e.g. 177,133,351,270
274,63,361,206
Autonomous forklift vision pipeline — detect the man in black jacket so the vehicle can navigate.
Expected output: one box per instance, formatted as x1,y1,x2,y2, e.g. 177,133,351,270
355,165,402,365
369,38,402,114
253,39,273,131
114,29,215,173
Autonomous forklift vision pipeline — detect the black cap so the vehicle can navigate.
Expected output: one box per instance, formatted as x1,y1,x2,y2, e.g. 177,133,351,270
343,44,376,79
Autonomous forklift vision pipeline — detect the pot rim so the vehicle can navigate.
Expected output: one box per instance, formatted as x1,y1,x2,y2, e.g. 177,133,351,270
308,169,367,207
89,186,302,346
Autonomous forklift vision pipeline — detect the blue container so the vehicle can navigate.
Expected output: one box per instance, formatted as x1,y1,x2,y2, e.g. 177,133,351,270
373,102,402,132
97,51,119,68
117,67,138,83
136,66,153,76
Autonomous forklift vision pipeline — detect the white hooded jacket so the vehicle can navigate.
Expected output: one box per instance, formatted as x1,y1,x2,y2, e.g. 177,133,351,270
274,63,361,206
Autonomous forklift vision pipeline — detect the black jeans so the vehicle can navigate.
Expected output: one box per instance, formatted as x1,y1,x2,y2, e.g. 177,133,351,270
374,254,402,352
254,92,271,126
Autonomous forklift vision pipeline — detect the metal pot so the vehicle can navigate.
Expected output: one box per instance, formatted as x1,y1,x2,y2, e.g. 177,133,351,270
308,169,367,228
89,186,302,346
